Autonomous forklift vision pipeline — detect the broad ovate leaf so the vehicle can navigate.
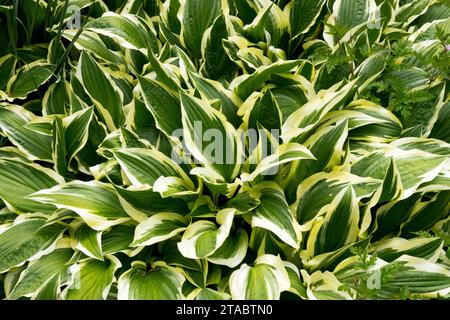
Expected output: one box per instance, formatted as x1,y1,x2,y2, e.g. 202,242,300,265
229,254,290,300
65,256,121,300
118,261,184,300
177,208,235,259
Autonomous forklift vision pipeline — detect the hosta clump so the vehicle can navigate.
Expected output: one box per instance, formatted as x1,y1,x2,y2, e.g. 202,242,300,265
0,0,449,300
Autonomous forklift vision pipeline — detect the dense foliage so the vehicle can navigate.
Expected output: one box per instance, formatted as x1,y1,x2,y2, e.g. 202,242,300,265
0,0,449,300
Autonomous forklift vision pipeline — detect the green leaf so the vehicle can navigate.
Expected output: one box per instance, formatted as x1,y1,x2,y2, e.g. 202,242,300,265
0,105,53,161
429,102,449,143
289,0,326,38
102,225,134,255
202,14,231,80
250,182,300,249
29,181,131,231
248,91,282,132
396,0,435,27
181,93,243,182
282,81,355,143
303,270,353,300
233,60,301,99
281,120,348,202
0,159,63,213
333,0,374,30
9,248,73,299
69,111,108,173
391,137,450,156
77,52,124,131
243,1,288,46
224,191,261,213
146,47,180,90
160,0,181,33
178,209,235,259
351,148,447,199
133,213,189,247
85,12,154,51
305,238,370,272
42,80,68,116
319,100,403,143
52,117,68,176
195,287,231,300
70,223,103,260
65,256,121,300
113,148,194,190
378,158,403,203
270,85,308,121
117,261,184,300
113,185,189,221
63,29,124,64
355,53,386,92
207,229,248,268
401,191,450,237
189,72,241,127
229,254,290,300
375,256,450,299
0,147,28,161
6,60,55,99
181,0,222,58
284,262,307,299
292,172,380,227
138,77,182,137
33,274,60,300
0,54,16,91
64,107,95,165
371,237,443,263
386,68,429,91
0,220,65,273
243,143,315,183
373,194,422,241
305,186,359,258
0,0,448,302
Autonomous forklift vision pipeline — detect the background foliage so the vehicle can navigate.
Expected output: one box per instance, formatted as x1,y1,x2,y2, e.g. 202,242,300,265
0,0,449,300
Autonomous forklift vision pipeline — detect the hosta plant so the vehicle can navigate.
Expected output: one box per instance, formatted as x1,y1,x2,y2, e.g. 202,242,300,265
0,0,449,300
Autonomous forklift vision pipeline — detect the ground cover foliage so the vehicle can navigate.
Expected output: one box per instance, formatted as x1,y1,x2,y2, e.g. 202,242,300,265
0,0,449,300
